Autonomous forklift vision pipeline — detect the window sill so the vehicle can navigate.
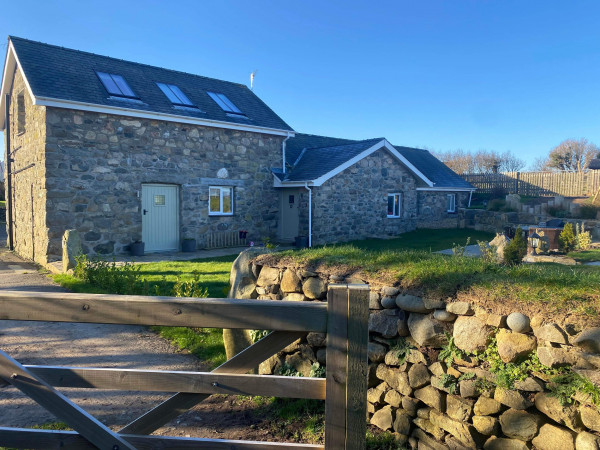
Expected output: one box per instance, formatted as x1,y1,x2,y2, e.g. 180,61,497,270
17,131,25,136
387,215,401,219
209,213,234,217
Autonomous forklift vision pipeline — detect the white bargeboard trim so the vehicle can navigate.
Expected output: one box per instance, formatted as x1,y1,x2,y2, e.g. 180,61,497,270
0,40,36,129
276,139,434,187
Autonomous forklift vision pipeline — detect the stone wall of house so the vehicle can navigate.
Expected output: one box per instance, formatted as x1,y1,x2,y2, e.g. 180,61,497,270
241,258,600,450
43,108,285,260
304,149,418,245
4,69,49,263
417,191,470,229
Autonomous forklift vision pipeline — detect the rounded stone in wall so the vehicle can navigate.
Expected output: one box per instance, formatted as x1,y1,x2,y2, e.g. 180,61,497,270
217,168,229,179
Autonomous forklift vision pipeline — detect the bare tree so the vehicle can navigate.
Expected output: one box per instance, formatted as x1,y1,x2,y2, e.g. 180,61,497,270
499,151,526,172
542,138,599,172
529,156,549,172
433,149,475,174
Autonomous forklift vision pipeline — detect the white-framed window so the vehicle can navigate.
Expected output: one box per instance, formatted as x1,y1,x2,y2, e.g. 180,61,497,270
447,194,456,213
387,193,401,218
209,186,233,216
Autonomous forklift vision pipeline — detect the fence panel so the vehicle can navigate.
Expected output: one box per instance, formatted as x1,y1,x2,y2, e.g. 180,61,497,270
462,171,600,197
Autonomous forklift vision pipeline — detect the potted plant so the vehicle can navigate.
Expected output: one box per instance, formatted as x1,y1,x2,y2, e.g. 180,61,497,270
130,240,145,257
182,237,196,252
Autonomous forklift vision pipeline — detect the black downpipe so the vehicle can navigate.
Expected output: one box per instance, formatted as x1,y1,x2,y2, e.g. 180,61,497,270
5,94,13,250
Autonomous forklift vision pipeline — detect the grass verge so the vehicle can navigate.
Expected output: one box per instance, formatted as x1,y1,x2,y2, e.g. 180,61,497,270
261,245,600,324
53,255,236,369
568,248,600,263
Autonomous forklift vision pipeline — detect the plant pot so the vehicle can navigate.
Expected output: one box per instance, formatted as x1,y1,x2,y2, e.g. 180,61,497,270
130,241,145,257
182,239,196,252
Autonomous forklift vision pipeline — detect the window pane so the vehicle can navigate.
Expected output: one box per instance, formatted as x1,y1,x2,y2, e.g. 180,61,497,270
170,85,194,106
209,188,221,212
222,188,232,213
157,82,180,103
207,92,230,111
395,195,400,216
218,93,242,113
154,195,165,206
97,72,120,95
387,195,394,216
112,74,135,97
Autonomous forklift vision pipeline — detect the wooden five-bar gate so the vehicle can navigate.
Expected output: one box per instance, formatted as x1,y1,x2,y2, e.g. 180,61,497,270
0,285,369,449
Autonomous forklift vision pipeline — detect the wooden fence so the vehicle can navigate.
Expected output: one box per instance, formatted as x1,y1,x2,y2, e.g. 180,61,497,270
0,286,369,449
462,171,600,197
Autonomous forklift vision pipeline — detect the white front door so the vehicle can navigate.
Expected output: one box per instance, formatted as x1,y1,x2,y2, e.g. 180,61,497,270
279,188,301,241
142,184,179,252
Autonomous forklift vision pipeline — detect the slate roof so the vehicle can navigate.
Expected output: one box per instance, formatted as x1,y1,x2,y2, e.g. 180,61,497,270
393,145,475,189
284,138,384,182
8,36,293,132
280,133,474,189
589,159,600,170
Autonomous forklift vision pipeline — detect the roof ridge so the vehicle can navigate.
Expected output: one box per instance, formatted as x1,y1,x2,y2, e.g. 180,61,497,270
8,35,249,89
302,137,384,152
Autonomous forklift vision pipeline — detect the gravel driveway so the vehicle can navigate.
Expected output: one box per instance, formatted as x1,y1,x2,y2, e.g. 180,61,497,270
0,246,207,430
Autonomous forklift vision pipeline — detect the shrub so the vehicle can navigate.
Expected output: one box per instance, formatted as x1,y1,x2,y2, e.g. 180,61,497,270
579,204,600,219
487,199,506,211
547,206,571,218
503,226,527,266
477,240,498,264
559,223,576,253
575,223,592,251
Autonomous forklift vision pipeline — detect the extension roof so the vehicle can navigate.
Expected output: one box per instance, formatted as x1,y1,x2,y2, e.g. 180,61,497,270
276,133,474,190
0,36,293,135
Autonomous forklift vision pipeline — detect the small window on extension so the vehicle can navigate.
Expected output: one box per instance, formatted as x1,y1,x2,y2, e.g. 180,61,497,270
96,72,137,98
17,90,25,134
207,92,244,115
157,83,195,107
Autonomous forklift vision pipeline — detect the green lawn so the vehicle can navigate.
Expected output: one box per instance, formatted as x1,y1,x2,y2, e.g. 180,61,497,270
341,228,493,252
0,200,5,209
568,248,600,263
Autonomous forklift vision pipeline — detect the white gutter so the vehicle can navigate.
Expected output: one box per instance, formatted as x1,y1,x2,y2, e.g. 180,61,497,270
282,132,292,173
304,183,312,248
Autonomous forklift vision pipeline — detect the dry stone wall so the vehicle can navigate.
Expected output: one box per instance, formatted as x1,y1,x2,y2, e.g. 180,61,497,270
244,258,600,450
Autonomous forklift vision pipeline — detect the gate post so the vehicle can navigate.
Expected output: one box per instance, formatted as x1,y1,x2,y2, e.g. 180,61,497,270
325,284,369,449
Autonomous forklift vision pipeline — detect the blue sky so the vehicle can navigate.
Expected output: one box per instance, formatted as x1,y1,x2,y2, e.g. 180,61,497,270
1,1,599,167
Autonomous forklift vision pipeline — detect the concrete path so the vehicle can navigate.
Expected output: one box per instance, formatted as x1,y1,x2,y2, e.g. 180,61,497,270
0,246,206,429
436,244,482,257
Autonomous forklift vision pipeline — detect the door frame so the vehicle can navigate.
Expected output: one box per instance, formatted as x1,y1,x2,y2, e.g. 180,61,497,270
141,183,180,252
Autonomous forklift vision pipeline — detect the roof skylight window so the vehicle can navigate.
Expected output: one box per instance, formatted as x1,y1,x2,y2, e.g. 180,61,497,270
207,92,243,115
96,72,137,98
157,83,194,106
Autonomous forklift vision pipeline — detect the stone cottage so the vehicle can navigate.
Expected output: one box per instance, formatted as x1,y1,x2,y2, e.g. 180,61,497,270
1,36,474,263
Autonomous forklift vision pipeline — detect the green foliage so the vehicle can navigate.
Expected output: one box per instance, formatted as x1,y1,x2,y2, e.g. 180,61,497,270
579,204,600,219
575,222,592,251
476,333,560,390
548,206,571,218
366,429,405,449
559,223,577,253
503,226,527,266
152,326,226,368
477,240,499,264
309,362,326,378
438,334,467,366
439,372,476,395
390,337,414,365
548,371,600,407
250,329,270,343
452,237,471,256
277,362,302,377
